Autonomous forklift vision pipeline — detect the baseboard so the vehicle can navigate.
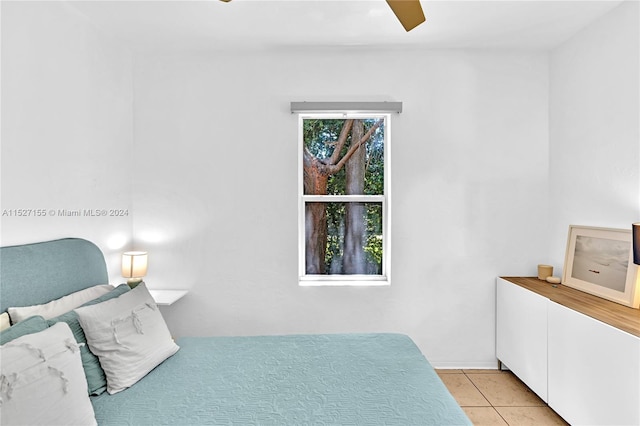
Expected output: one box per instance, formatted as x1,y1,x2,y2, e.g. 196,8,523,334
430,360,505,370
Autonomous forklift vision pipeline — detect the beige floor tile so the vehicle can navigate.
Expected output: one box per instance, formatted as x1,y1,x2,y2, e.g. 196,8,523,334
463,407,509,426
439,373,491,407
495,406,569,426
466,372,545,407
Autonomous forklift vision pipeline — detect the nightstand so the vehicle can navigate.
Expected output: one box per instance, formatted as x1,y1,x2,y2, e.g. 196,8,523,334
148,289,188,306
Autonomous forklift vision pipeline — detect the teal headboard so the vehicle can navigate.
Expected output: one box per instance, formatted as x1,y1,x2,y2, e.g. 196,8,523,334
0,238,109,312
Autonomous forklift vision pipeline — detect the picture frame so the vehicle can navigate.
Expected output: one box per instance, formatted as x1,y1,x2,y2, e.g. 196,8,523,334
563,225,640,309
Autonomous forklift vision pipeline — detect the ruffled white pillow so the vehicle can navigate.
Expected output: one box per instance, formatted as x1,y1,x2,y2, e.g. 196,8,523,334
8,284,114,323
75,282,179,394
0,322,97,426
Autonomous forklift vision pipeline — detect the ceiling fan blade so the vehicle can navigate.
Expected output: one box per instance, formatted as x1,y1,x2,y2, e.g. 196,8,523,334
386,0,425,32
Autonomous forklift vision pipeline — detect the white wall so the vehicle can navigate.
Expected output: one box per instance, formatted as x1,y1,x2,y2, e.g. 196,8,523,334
549,1,640,270
0,1,134,278
133,49,549,367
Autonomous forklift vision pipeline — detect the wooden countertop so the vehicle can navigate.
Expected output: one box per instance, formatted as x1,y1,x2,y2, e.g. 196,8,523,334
500,277,640,338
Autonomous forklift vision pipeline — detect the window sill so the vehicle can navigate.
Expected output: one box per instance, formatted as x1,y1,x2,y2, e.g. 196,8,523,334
299,278,390,287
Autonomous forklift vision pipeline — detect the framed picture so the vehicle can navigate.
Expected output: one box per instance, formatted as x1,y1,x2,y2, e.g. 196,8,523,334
563,225,640,309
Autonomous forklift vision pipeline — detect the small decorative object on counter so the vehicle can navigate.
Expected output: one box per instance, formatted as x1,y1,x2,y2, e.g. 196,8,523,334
537,264,553,280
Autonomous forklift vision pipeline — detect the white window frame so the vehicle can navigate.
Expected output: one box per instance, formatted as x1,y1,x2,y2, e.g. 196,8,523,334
297,112,391,287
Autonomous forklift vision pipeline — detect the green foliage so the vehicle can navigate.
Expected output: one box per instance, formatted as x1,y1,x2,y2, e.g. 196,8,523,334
303,119,344,161
304,119,384,196
323,203,383,274
364,204,383,272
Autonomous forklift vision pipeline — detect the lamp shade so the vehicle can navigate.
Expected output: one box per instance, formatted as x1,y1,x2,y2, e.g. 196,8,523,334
122,251,148,278
633,223,640,266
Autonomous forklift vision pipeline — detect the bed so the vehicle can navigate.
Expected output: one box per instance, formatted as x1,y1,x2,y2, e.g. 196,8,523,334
0,238,471,425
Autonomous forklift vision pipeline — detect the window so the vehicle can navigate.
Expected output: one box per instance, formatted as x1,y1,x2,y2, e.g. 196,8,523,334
298,114,390,286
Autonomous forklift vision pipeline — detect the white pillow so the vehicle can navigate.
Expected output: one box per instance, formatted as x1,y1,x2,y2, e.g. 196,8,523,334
0,322,97,426
0,312,10,331
8,284,114,323
75,282,179,394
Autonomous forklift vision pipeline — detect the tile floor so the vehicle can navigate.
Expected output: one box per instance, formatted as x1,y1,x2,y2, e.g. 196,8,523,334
437,369,568,426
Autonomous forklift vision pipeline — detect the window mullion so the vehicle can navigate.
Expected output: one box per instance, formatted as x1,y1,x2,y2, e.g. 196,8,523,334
303,195,385,203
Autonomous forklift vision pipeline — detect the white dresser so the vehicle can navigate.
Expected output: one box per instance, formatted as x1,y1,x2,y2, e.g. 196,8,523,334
496,277,640,426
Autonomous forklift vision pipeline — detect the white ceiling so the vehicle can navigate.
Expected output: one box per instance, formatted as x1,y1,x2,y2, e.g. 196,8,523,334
69,0,625,52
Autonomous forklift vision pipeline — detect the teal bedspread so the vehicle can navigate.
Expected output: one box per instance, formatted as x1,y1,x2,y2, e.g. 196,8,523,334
91,333,470,425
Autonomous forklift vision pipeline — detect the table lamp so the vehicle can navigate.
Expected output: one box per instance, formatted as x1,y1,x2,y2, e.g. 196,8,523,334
122,251,148,287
